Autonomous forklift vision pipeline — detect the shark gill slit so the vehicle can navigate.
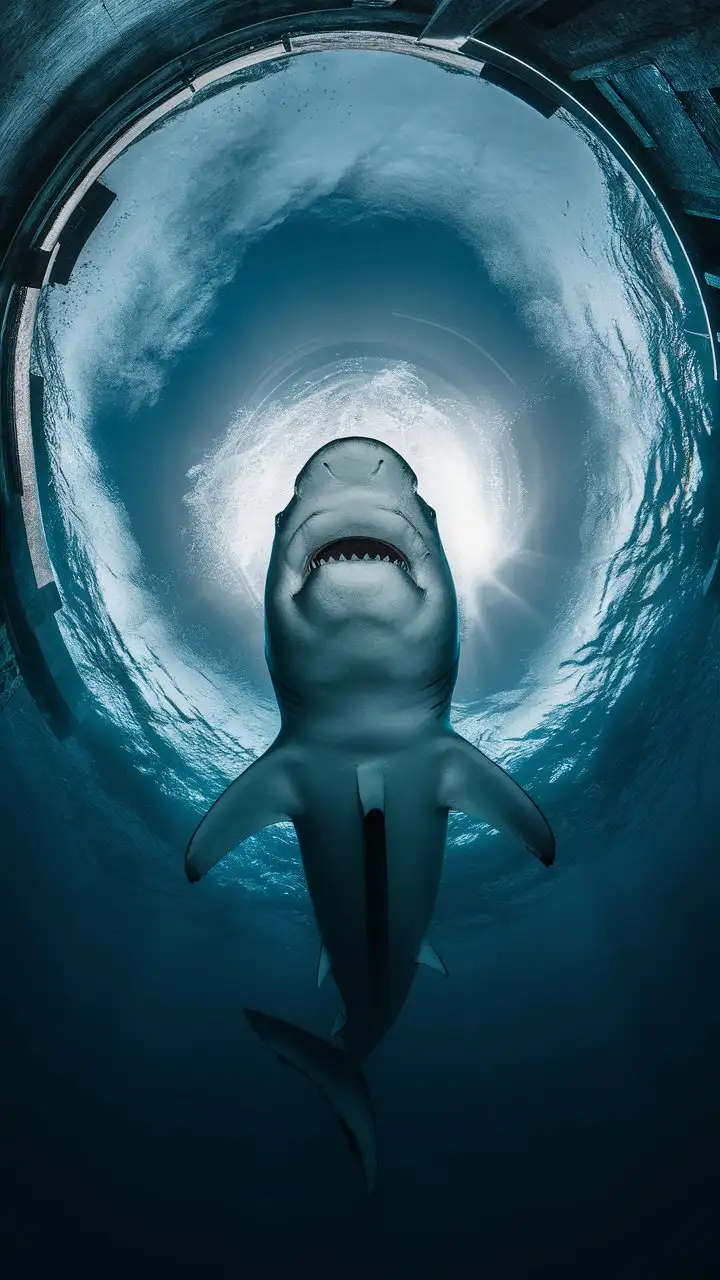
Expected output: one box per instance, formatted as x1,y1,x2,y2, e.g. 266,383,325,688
363,808,390,1021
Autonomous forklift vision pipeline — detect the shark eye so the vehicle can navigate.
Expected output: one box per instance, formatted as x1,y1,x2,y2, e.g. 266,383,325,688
419,497,436,522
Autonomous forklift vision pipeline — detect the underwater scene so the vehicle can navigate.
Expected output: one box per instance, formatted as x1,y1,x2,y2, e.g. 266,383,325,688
2,47,719,1275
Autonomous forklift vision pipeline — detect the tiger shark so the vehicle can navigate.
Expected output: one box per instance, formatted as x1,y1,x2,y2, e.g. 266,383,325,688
185,435,555,1192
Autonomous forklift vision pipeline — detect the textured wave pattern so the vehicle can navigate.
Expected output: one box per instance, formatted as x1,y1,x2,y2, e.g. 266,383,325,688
29,53,715,914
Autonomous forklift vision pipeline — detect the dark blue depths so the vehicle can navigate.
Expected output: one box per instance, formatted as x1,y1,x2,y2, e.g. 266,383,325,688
2,615,720,1277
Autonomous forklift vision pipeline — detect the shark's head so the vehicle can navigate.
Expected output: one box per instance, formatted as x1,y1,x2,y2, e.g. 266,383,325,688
264,437,459,735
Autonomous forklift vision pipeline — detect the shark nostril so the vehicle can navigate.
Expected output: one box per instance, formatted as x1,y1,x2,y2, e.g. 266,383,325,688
318,448,387,484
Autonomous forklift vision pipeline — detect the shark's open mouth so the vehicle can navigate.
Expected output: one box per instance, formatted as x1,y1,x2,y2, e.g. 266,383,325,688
307,537,410,574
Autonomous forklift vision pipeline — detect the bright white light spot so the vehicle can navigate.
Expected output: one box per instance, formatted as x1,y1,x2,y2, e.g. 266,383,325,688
184,361,528,619
409,427,518,607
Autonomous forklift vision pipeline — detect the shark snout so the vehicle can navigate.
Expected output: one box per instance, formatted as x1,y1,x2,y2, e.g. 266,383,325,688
274,437,446,599
266,436,460,705
295,437,417,497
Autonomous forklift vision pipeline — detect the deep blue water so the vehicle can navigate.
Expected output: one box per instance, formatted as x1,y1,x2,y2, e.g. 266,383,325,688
2,49,720,1275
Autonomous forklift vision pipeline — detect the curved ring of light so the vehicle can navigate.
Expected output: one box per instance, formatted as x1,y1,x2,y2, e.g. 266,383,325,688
1,22,715,726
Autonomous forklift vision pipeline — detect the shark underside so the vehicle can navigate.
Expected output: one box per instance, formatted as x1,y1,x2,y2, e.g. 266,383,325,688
185,436,555,1192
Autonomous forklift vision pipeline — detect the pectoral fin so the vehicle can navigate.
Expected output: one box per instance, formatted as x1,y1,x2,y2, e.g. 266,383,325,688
439,733,555,867
185,744,300,883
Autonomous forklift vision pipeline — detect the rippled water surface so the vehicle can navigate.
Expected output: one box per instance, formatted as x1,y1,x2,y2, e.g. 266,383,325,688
31,50,714,914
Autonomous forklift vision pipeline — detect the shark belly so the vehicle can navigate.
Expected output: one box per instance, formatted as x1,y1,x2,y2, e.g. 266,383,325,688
294,812,377,1048
293,751,449,1054
384,767,449,1015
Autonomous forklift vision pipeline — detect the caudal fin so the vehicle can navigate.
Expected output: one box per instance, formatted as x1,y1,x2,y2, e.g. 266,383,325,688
244,1007,377,1194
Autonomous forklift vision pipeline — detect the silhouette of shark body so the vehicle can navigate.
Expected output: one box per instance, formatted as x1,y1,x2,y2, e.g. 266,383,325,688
186,436,555,1191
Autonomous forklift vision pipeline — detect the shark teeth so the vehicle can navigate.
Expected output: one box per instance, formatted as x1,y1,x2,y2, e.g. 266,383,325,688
309,553,408,571
307,539,411,575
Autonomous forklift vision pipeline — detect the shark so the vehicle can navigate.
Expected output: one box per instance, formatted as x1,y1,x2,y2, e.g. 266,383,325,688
185,435,555,1192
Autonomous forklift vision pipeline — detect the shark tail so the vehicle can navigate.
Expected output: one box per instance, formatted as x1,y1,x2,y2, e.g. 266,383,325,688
244,1007,377,1194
